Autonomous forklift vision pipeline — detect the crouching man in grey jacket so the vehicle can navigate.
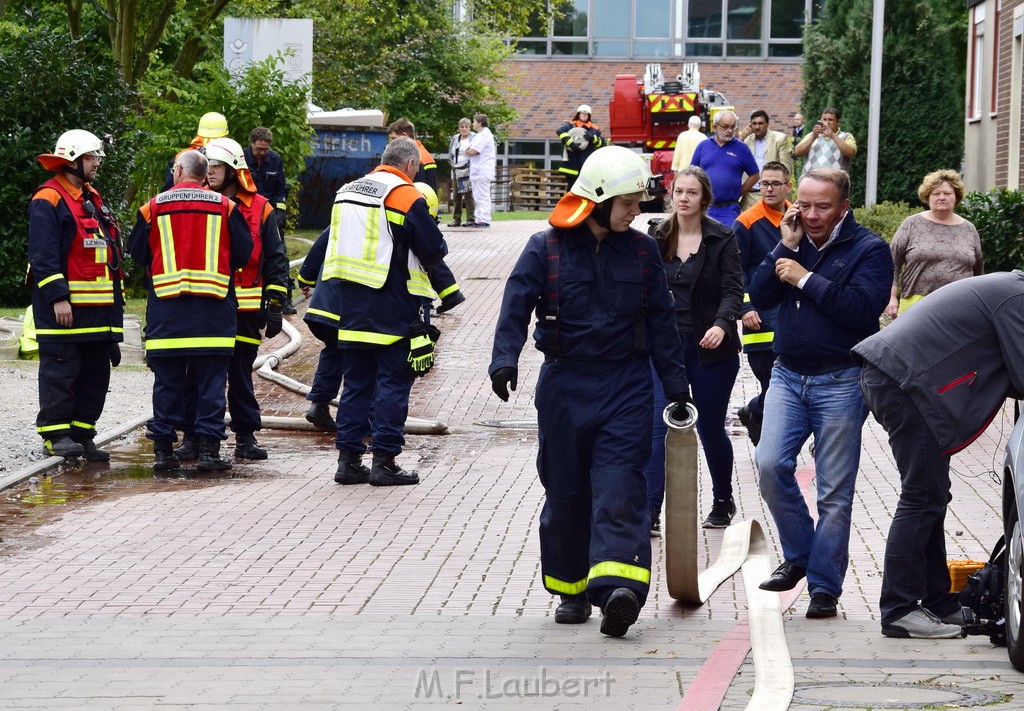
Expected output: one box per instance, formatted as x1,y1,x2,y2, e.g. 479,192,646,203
853,271,1024,640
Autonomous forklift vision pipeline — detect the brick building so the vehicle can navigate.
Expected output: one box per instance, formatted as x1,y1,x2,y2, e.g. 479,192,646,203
491,1,818,171
964,0,1024,191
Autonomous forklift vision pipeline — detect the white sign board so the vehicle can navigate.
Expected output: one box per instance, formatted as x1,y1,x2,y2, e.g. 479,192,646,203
223,17,313,84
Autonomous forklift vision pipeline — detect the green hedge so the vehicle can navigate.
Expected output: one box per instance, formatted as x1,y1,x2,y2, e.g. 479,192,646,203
852,201,922,242
958,189,1024,273
0,27,137,306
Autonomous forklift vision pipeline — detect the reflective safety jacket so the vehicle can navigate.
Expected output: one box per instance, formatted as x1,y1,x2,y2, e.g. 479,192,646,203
27,173,124,343
231,190,289,313
128,181,253,357
414,140,438,191
556,118,605,178
732,199,789,353
306,165,451,346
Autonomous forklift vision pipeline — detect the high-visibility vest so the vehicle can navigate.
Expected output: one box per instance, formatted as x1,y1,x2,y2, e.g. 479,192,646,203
322,170,433,298
231,191,270,312
36,177,122,307
146,186,234,300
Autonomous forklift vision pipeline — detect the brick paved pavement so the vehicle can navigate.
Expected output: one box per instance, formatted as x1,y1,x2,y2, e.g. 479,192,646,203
0,218,1017,709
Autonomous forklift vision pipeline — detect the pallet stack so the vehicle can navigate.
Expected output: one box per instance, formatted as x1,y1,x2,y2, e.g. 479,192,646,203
509,167,566,212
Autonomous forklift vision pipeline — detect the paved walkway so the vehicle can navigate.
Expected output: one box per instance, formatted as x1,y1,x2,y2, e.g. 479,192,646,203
0,219,1016,710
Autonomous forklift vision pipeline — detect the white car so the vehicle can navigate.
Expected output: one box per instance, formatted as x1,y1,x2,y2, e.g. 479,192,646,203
1002,403,1024,671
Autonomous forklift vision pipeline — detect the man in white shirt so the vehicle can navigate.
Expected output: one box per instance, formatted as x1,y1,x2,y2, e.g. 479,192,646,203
671,115,706,171
466,113,497,228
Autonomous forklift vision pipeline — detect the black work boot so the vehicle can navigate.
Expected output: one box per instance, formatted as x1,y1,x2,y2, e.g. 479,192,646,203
174,434,199,462
335,451,370,485
600,588,640,638
197,438,232,472
45,435,85,458
153,441,179,472
554,594,592,624
74,437,111,462
369,452,420,486
234,432,268,460
304,401,336,431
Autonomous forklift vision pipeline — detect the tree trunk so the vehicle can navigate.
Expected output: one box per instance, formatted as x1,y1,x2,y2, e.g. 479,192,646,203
170,0,233,79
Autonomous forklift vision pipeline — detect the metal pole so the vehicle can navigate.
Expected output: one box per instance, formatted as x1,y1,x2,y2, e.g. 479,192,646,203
865,0,885,207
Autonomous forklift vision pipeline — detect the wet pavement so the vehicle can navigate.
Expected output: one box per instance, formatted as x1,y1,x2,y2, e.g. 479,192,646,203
0,218,1018,710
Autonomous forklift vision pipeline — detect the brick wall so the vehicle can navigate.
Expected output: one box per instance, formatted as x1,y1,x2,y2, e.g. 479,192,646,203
502,59,805,140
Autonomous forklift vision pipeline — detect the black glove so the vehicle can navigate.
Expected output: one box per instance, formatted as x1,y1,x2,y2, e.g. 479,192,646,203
490,367,518,402
265,300,284,339
435,290,466,314
667,390,693,412
109,343,121,368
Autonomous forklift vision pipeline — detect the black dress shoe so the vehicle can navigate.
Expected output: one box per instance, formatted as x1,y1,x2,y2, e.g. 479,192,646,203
759,561,807,591
554,594,592,624
806,592,838,618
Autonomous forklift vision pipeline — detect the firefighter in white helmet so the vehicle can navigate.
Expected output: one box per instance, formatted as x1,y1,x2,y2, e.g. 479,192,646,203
170,137,290,464
489,145,691,638
29,129,124,459
556,103,605,191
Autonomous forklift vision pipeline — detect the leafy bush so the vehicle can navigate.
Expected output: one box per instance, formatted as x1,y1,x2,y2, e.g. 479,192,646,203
132,56,314,207
957,190,1024,274
852,201,922,242
0,27,138,306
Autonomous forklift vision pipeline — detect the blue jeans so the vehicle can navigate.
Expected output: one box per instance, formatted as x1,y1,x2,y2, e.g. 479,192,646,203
755,362,868,599
645,337,740,512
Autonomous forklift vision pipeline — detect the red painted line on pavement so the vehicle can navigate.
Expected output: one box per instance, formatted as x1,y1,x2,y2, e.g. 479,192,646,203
676,462,816,711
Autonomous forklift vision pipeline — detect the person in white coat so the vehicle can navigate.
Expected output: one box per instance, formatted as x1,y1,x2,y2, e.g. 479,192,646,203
466,113,496,228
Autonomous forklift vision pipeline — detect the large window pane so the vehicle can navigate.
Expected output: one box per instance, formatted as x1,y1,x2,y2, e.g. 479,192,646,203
771,0,805,39
727,0,762,40
636,0,671,38
595,0,630,39
727,42,761,57
553,0,588,37
688,0,723,38
516,41,547,55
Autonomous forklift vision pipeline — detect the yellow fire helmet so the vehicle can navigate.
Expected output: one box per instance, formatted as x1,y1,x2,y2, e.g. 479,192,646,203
197,111,229,139
414,181,439,219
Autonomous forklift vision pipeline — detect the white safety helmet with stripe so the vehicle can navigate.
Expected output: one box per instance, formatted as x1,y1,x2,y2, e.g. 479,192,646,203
576,104,592,116
205,137,247,170
37,129,105,170
549,145,651,229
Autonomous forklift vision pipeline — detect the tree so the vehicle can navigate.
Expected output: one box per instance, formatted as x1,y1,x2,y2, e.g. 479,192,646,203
0,25,137,305
801,0,967,205
303,0,522,150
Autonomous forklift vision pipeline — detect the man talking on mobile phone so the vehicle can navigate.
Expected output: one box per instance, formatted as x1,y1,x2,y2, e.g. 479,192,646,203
748,167,892,620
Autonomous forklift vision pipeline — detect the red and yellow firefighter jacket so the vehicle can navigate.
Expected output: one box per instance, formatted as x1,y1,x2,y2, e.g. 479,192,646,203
229,189,289,346
27,173,124,342
127,181,253,358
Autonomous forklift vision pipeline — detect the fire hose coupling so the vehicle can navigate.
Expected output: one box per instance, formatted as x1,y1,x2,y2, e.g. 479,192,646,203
663,402,698,431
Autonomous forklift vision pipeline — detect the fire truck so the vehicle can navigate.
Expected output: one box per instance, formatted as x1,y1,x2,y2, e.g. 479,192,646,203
608,63,732,184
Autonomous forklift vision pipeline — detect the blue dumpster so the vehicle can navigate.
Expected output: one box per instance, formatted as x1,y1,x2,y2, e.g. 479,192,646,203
298,128,389,229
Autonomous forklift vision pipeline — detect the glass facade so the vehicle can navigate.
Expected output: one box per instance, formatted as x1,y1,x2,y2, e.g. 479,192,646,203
517,0,824,59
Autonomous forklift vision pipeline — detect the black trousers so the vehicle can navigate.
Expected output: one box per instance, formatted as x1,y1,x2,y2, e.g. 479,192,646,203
745,349,776,416
148,355,230,443
860,364,960,623
37,340,111,441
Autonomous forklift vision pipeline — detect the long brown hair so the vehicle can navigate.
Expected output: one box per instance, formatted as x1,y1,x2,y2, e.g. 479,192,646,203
661,166,713,261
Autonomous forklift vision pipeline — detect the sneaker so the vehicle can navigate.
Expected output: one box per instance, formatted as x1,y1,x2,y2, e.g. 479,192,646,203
882,608,966,639
554,594,592,624
470,221,490,228
650,511,662,538
600,588,640,637
806,592,839,618
702,498,736,528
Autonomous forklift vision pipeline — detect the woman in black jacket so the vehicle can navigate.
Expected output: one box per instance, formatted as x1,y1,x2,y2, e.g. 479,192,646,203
645,166,744,532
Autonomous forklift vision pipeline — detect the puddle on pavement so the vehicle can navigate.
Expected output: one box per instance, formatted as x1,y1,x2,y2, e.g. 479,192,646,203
0,430,334,555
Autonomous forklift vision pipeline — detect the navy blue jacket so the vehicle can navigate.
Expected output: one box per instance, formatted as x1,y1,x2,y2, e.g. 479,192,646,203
749,211,892,374
243,146,289,210
490,224,689,396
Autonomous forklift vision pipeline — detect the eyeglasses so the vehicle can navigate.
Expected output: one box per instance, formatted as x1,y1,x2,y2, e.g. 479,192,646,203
717,123,736,130
761,181,789,190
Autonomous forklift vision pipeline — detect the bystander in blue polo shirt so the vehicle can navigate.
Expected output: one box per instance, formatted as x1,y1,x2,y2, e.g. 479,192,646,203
692,137,759,225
